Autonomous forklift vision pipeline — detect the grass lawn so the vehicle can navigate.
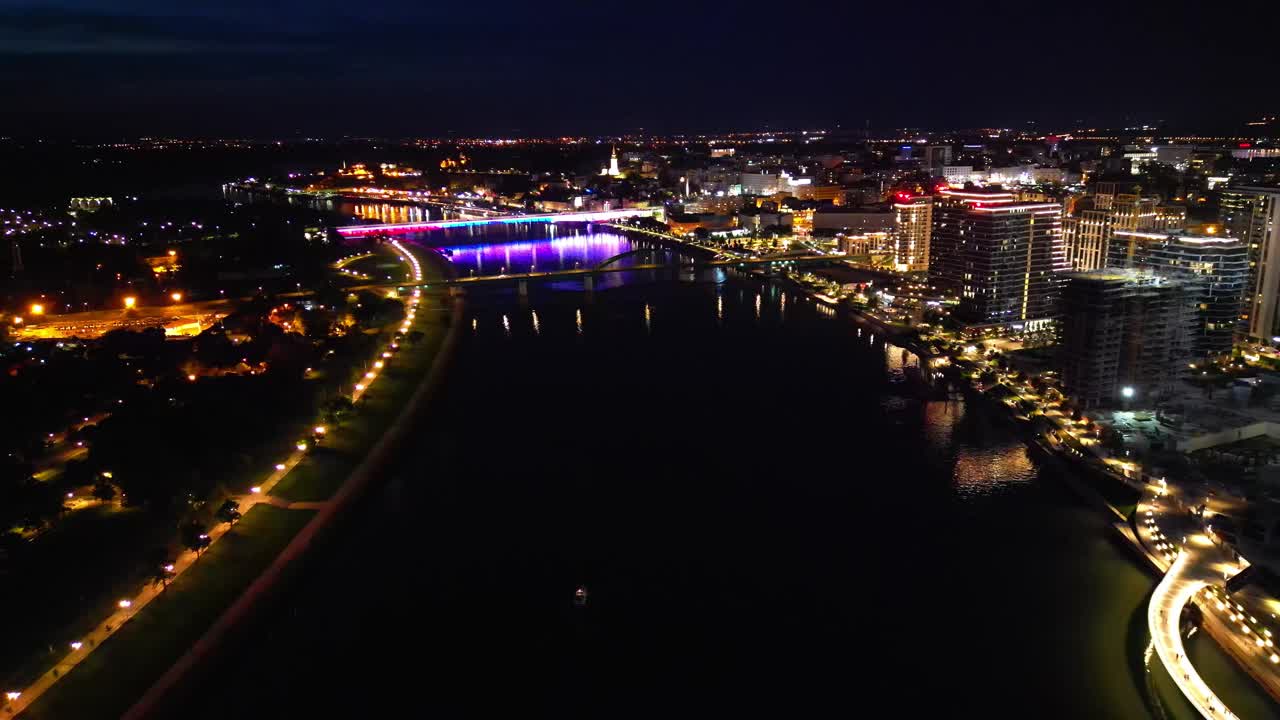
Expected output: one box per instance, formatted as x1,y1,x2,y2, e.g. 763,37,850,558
1,505,166,689
19,504,315,720
269,321,445,503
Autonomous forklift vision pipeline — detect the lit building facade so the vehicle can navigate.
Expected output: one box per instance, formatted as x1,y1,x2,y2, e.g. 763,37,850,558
891,194,932,272
1058,270,1195,409
838,232,893,258
1111,194,1158,232
929,189,1066,328
739,173,780,196
793,185,846,205
1221,186,1280,342
1108,230,1249,357
1063,209,1113,271
1061,188,1184,271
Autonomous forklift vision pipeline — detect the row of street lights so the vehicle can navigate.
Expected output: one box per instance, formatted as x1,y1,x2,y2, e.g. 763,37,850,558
2,242,429,713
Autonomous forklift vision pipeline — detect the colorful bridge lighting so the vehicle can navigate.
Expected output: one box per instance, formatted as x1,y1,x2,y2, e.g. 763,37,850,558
334,209,661,238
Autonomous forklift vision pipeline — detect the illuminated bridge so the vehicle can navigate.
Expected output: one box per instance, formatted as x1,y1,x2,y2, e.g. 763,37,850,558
346,253,851,295
334,208,663,238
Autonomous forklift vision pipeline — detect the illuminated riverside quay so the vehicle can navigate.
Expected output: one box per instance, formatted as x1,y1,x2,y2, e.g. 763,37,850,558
177,226,1280,719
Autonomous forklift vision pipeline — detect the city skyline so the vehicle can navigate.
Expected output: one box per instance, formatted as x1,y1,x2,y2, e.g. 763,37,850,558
5,4,1280,718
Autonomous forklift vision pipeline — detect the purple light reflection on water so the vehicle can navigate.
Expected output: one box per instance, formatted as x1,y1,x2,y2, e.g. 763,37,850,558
444,232,632,274
396,224,695,290
432,228,659,291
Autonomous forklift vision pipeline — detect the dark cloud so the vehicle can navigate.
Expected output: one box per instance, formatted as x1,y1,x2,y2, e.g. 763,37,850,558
0,0,1276,137
0,6,329,54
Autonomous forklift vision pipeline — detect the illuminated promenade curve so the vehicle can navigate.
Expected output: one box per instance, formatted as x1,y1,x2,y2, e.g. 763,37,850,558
333,208,662,238
1140,487,1244,720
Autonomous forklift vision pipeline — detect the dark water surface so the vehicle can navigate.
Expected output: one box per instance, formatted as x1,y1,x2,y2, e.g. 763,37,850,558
183,231,1279,719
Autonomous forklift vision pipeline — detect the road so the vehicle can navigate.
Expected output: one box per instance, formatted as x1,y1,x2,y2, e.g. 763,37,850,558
1139,482,1280,719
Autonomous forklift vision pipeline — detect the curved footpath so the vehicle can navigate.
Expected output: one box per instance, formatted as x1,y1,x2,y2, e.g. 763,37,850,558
117,254,464,720
1138,484,1273,719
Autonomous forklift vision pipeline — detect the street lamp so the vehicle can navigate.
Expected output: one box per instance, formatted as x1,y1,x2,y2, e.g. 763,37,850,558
170,292,183,302
30,303,44,316
123,296,137,309
1121,386,1135,399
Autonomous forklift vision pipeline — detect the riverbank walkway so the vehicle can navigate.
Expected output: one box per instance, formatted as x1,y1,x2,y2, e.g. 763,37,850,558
1139,481,1280,719
2,242,428,718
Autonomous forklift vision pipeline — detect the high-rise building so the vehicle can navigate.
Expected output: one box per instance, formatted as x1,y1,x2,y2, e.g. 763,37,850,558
1058,270,1195,409
923,145,953,171
930,189,1015,293
929,189,1066,328
1111,194,1158,232
1063,210,1113,271
1108,230,1249,357
891,194,932,272
1061,187,1185,271
1153,205,1187,231
1221,186,1280,342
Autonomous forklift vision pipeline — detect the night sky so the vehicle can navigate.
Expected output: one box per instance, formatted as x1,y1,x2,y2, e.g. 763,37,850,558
0,0,1276,138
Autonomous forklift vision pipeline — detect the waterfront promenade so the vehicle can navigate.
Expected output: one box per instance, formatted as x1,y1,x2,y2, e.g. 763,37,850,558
5,242,443,719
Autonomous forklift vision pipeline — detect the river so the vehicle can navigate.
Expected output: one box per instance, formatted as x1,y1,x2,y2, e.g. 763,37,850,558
189,224,1279,718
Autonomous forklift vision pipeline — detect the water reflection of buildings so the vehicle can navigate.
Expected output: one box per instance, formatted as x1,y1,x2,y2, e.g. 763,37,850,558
952,443,1034,499
351,203,431,224
884,342,919,383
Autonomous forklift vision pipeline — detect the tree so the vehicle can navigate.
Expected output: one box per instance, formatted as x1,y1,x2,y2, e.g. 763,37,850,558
324,396,354,424
181,522,211,555
215,499,241,526
92,482,116,502
20,481,66,529
144,546,174,588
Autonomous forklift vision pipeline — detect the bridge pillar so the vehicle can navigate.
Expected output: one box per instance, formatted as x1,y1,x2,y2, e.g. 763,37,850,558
583,275,594,292
517,279,529,297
